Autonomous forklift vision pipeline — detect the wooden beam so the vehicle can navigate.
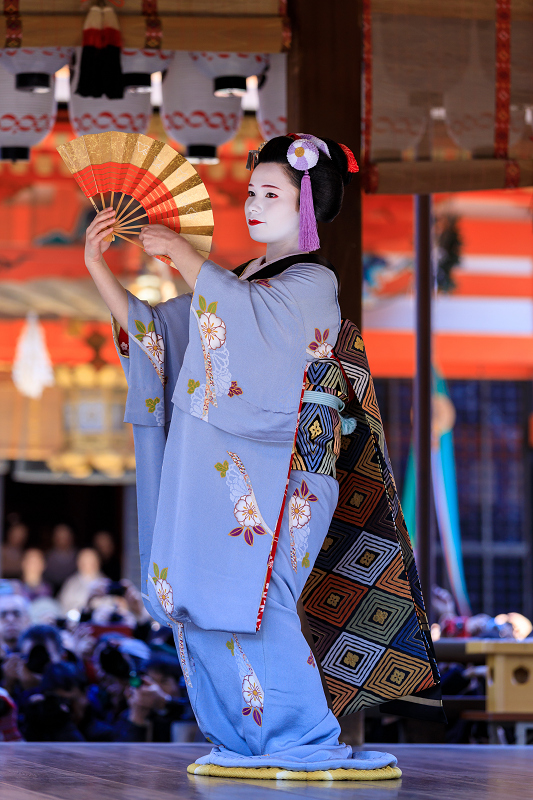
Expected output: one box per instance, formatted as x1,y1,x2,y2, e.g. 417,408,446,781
287,0,363,328
366,159,533,195
19,0,280,13
7,15,286,51
372,0,533,21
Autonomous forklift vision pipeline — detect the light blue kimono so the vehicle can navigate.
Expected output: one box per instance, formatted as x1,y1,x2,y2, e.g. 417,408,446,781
115,257,397,771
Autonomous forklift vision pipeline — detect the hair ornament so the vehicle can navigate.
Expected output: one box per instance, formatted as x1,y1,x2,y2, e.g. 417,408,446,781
245,140,267,171
287,138,319,170
286,137,321,252
338,142,359,174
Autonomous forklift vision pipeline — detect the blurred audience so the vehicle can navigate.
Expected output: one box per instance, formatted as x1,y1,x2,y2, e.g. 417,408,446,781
44,524,78,594
93,531,121,582
0,589,30,652
0,560,199,744
21,549,52,602
59,549,103,614
1,520,29,579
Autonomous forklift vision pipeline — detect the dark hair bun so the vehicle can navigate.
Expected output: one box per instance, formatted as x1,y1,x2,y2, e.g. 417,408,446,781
256,135,352,224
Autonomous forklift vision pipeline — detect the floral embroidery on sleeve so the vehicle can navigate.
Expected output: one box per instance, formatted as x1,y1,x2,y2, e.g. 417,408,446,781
132,320,166,383
289,480,318,572
190,297,232,422
217,451,273,546
307,328,333,359
228,381,243,397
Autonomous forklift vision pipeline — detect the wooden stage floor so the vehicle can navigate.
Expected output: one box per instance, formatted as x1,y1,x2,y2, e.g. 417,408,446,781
0,743,531,800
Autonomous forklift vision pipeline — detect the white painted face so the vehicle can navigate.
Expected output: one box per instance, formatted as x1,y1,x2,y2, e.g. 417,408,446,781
244,162,300,245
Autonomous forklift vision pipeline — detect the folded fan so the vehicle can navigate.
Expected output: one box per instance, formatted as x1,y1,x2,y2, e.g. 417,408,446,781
56,131,214,265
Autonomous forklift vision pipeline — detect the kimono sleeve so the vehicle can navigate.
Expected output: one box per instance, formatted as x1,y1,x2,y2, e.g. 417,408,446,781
172,259,340,442
113,290,192,427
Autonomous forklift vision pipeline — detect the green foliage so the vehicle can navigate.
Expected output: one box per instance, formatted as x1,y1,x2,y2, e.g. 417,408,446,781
215,460,229,478
145,397,161,413
135,320,146,334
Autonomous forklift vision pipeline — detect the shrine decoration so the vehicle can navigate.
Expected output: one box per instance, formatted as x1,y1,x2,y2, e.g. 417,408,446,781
75,5,123,100
69,46,151,137
141,0,162,50
0,46,72,93
121,48,172,93
257,52,287,140
12,313,54,399
0,62,56,161
56,130,213,264
162,51,242,164
362,2,533,194
189,51,268,97
3,0,21,49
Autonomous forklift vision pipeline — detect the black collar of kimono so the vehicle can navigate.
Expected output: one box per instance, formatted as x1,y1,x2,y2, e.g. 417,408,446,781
233,254,339,285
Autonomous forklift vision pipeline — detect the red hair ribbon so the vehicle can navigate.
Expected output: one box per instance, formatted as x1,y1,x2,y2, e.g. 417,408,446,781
338,143,359,174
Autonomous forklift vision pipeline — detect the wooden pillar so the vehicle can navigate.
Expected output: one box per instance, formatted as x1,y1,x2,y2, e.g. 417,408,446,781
414,195,433,619
288,0,364,745
287,0,363,328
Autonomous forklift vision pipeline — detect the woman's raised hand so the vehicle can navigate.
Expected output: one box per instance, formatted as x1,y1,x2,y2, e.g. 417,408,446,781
139,224,183,258
139,224,205,289
85,208,116,266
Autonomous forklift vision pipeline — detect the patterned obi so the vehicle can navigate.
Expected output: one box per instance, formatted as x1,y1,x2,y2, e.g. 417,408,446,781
292,358,351,479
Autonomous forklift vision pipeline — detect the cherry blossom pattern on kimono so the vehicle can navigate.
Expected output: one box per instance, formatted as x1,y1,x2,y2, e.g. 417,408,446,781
226,635,264,727
189,296,232,422
215,451,274,547
288,479,318,572
132,319,166,385
150,562,192,687
307,328,334,359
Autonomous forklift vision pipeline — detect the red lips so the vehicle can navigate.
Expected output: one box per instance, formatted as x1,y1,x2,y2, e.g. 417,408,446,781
248,219,264,226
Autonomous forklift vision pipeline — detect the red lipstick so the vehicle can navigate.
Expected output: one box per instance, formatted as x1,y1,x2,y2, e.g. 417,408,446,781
248,219,264,226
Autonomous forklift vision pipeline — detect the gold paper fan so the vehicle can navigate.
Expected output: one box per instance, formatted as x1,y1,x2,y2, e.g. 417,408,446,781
57,131,213,265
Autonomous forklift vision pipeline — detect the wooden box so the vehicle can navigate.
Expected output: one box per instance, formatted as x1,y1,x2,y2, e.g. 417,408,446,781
466,640,533,714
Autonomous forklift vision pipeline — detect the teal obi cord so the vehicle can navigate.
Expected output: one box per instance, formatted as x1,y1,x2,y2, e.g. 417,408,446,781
302,390,357,435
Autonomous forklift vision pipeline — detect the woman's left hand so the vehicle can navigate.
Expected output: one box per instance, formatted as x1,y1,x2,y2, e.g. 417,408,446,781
139,224,206,290
139,224,180,257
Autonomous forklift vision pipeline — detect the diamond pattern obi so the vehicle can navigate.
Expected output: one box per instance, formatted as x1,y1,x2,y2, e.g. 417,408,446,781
293,358,351,479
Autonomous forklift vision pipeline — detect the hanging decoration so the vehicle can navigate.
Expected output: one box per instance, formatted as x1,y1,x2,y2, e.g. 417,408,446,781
75,5,123,99
121,48,172,93
189,51,268,97
57,130,213,263
69,46,151,136
366,14,427,166
162,51,242,164
12,313,55,400
494,0,511,159
0,47,72,93
444,21,524,158
142,0,162,50
401,373,471,618
3,0,21,49
0,62,56,161
257,52,287,140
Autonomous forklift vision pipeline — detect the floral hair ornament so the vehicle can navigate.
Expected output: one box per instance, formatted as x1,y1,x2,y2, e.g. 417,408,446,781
245,140,267,171
287,137,321,252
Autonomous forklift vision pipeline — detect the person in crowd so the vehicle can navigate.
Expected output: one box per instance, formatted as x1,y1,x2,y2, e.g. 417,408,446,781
20,549,52,602
59,549,103,614
92,531,121,581
119,653,193,742
43,524,77,594
0,687,22,741
0,588,30,653
1,520,29,579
